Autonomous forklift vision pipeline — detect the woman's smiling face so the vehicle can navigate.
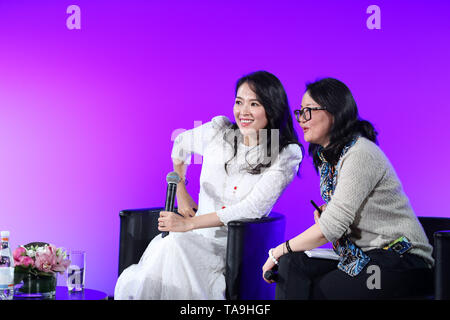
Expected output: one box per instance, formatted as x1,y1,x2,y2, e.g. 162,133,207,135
234,82,268,146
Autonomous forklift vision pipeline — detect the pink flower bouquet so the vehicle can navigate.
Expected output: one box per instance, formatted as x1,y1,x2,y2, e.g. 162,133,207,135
13,242,71,276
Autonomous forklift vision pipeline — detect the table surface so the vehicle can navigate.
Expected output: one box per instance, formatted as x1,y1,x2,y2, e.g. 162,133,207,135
14,286,109,300
55,286,109,300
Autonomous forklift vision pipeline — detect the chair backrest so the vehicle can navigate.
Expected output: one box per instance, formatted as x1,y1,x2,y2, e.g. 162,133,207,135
418,216,450,256
118,207,163,276
225,212,286,300
434,231,450,300
417,216,450,300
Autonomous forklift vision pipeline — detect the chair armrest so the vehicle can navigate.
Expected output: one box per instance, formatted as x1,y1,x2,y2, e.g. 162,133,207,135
225,213,286,300
118,207,167,276
434,230,450,300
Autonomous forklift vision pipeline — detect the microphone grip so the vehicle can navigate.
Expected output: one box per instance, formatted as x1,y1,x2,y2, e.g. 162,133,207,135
264,270,278,282
162,183,177,238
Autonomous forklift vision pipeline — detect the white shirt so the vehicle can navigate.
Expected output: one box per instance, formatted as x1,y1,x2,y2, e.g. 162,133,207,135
171,115,303,240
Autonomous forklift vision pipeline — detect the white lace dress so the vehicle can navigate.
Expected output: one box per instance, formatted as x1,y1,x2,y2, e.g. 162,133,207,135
114,115,302,300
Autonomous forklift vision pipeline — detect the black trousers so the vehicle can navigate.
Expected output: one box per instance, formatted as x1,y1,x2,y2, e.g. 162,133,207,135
275,249,434,300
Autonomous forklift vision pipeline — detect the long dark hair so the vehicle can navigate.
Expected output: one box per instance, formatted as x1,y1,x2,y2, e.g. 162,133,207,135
224,71,303,174
306,78,378,171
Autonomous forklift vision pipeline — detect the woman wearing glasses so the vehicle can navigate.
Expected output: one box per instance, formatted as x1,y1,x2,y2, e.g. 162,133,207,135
262,77,434,299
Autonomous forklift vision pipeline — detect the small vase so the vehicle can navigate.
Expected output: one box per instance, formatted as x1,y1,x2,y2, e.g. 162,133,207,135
14,272,57,299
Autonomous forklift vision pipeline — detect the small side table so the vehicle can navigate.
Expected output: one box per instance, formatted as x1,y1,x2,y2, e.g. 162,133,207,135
56,286,108,300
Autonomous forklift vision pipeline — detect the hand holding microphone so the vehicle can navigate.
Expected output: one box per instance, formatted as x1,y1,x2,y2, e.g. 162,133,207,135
264,267,278,283
262,202,327,285
160,172,181,238
158,210,194,234
159,172,196,237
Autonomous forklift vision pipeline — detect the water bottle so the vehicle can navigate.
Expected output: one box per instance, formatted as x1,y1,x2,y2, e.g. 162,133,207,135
0,231,15,300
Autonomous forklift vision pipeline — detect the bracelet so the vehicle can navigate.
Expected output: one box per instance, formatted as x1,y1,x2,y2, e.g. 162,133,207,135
285,240,293,253
178,177,188,186
268,248,279,265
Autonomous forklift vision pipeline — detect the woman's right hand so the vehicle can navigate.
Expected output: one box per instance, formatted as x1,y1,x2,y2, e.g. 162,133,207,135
176,183,198,218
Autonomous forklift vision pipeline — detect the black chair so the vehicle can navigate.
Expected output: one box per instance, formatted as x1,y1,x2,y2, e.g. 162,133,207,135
417,217,450,300
118,207,286,300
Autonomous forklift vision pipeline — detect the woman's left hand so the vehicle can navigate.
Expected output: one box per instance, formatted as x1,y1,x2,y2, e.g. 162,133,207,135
158,211,194,233
261,256,277,284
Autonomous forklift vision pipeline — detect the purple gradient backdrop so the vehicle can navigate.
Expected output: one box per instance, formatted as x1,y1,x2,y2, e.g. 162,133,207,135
0,1,449,296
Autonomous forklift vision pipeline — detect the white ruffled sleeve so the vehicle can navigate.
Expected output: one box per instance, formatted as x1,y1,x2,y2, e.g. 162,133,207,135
216,143,303,225
171,115,232,165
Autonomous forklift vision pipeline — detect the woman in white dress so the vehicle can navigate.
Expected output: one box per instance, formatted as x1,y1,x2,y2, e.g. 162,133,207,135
114,71,303,300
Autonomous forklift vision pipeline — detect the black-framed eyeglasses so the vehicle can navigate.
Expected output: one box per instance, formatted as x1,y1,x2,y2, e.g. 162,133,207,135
294,107,327,122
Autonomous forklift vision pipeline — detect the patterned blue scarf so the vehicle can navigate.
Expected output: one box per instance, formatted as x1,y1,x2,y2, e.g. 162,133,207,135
318,136,359,203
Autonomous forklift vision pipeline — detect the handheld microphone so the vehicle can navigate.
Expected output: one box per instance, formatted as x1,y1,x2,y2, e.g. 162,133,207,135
264,270,278,282
264,264,278,282
162,171,181,238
